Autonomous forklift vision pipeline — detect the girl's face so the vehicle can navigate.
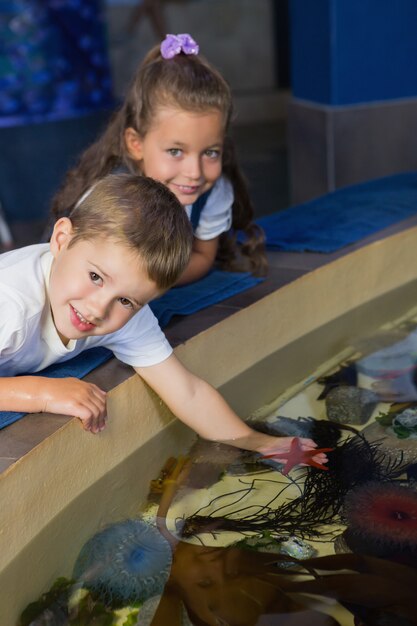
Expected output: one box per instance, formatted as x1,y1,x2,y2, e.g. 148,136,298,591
49,218,161,346
125,107,224,206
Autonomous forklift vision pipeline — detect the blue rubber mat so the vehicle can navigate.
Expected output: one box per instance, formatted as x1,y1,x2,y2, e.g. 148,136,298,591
150,269,263,328
257,172,417,253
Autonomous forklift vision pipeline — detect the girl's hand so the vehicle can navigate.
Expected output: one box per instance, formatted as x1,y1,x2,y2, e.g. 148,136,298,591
40,377,107,434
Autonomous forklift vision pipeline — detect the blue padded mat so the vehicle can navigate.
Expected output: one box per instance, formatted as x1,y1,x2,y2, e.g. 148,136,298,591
150,269,263,328
1,270,262,429
257,172,417,253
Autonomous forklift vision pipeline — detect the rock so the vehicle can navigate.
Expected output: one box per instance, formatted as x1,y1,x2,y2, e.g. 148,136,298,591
325,386,378,425
394,407,417,429
361,421,417,467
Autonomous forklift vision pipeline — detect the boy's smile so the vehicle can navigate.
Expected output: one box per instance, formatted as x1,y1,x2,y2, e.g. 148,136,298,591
70,304,96,333
125,107,224,206
49,219,161,346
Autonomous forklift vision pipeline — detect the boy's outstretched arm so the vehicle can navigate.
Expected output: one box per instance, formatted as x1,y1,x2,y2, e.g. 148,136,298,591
0,377,106,433
135,354,327,464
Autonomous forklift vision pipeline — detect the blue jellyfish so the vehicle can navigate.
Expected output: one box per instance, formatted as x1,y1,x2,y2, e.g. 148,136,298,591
73,518,172,605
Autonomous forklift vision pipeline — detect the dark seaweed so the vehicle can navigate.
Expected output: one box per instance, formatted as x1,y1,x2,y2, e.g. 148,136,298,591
180,430,408,540
316,362,358,399
249,415,346,449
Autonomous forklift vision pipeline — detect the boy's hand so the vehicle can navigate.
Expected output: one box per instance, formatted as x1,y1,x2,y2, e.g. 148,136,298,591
40,377,107,434
259,437,332,474
257,436,330,472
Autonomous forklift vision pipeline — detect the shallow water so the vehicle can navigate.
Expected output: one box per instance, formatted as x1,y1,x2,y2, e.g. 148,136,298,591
19,310,417,626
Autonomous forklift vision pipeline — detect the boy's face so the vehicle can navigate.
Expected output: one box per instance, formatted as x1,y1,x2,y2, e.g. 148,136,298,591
125,107,224,206
49,218,162,345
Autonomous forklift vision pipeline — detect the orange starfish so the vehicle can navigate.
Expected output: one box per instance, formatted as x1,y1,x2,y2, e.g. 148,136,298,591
260,437,333,475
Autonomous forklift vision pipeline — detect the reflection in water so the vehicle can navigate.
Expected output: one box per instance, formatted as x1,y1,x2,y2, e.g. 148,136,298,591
159,544,417,626
20,538,417,625
323,327,417,405
161,542,340,626
19,324,417,626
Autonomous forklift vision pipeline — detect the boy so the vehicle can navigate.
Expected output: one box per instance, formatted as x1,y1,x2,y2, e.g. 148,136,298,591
0,174,324,462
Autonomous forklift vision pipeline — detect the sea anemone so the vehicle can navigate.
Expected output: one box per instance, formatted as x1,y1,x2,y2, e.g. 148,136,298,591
343,481,417,563
73,518,172,605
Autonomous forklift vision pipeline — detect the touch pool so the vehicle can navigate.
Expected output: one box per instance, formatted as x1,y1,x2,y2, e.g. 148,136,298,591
2,225,417,624
18,310,417,625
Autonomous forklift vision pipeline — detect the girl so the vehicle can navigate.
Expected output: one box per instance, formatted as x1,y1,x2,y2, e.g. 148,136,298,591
51,33,267,285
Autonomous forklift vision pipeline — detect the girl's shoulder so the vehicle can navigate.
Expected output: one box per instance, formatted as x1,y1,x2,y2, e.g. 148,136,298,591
213,174,234,196
203,175,234,214
191,176,234,240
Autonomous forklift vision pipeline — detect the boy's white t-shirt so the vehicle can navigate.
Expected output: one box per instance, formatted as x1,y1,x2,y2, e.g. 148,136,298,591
184,176,233,240
0,244,172,376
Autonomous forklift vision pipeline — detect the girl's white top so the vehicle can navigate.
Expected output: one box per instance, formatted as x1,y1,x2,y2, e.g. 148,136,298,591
184,176,233,240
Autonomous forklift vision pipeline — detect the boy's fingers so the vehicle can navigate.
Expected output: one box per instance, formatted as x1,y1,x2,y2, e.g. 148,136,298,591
75,402,104,421
93,412,107,432
299,438,318,449
74,398,107,433
91,385,107,400
87,396,106,417
80,414,106,434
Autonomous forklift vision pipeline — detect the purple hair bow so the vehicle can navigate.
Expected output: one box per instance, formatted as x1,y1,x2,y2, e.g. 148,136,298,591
160,33,199,60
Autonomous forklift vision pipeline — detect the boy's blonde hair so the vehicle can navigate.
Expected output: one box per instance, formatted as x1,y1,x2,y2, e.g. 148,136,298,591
68,174,193,290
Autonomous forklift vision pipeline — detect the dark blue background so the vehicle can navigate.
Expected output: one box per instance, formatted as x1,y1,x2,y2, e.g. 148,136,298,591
290,0,417,105
0,0,113,221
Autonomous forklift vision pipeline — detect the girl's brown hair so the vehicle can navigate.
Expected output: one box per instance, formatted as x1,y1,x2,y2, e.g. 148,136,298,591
69,174,192,290
51,44,267,276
